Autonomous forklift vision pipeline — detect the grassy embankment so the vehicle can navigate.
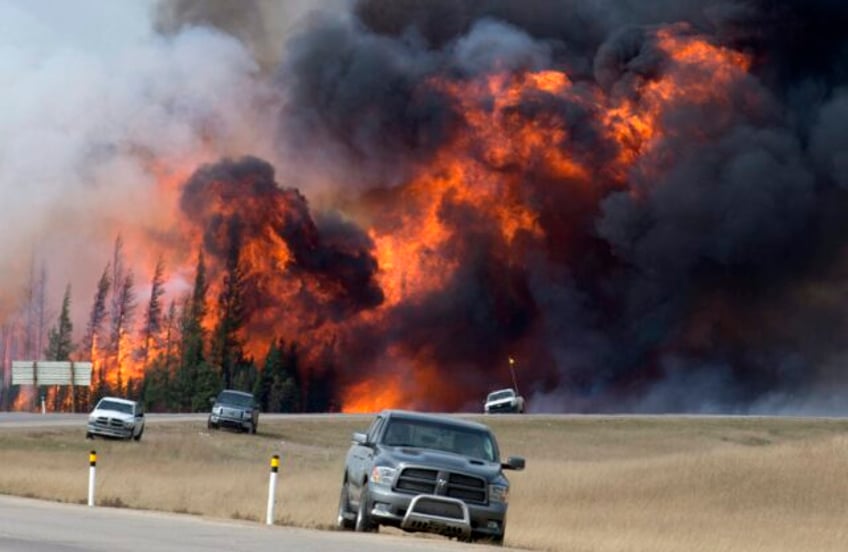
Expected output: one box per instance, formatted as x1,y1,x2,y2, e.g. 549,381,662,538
1,414,847,551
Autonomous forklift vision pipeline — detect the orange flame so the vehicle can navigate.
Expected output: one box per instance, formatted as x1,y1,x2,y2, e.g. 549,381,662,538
340,26,754,412
7,25,755,414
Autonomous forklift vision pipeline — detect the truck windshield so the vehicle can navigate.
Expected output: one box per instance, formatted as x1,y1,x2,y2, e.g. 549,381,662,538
218,391,253,407
382,418,498,462
97,400,133,414
488,390,514,401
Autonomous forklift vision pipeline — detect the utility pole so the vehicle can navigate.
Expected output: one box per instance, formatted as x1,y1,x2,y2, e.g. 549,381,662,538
508,356,520,394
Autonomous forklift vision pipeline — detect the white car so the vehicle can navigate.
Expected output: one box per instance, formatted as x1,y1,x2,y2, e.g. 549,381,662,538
86,397,145,441
484,388,525,414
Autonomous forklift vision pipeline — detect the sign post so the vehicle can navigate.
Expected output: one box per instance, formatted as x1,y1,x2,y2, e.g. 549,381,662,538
11,361,92,412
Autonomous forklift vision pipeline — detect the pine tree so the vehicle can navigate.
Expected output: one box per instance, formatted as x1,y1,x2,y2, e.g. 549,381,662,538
210,226,247,389
99,236,138,397
112,271,136,396
44,284,74,412
178,250,209,411
281,342,302,412
45,285,74,361
254,340,280,411
192,361,221,412
85,264,111,406
254,339,301,413
143,299,182,413
140,256,166,368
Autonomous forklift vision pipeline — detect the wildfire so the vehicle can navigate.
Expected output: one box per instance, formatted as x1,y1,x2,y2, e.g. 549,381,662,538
7,22,759,414
341,377,407,414
339,26,755,411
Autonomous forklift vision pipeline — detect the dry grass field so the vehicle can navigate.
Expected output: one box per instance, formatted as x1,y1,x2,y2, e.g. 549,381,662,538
1,414,847,551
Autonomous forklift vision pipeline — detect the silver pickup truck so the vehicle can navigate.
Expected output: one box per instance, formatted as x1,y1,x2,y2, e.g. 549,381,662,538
337,410,525,545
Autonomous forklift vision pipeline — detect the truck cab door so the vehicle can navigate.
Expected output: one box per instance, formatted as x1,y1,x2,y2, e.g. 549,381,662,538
350,415,383,500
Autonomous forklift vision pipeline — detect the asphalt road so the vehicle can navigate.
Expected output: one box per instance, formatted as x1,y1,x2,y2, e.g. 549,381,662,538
0,494,512,552
0,412,369,428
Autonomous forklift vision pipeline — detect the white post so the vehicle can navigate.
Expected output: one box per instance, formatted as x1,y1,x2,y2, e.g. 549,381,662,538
266,454,280,525
41,395,46,415
88,451,96,507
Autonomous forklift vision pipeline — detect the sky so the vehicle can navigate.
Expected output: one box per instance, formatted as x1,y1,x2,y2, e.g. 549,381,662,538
0,0,154,55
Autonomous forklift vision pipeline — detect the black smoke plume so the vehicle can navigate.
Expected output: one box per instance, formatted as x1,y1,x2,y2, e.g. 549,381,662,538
267,0,848,413
180,156,384,328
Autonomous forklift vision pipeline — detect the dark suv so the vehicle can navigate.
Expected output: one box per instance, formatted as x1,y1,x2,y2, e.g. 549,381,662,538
337,410,525,545
208,389,259,434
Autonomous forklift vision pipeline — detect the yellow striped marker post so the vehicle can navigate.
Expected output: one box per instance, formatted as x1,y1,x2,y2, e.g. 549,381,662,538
87,450,97,507
266,454,280,525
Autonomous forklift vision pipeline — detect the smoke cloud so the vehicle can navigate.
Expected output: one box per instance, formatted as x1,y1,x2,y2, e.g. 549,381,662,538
277,0,848,413
4,0,848,413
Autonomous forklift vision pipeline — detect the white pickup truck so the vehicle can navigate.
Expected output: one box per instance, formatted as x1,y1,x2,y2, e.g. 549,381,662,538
483,388,525,414
86,397,145,440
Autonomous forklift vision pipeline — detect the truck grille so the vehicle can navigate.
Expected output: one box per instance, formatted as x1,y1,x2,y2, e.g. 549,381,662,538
92,417,125,429
222,407,242,418
410,496,464,519
396,467,487,504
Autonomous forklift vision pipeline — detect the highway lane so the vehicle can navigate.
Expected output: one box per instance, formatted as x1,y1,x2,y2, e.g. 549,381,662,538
0,412,206,431
0,495,519,552
0,412,368,428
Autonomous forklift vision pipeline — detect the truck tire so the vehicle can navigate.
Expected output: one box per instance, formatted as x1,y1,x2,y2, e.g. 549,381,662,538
465,533,504,546
355,488,378,533
336,482,355,530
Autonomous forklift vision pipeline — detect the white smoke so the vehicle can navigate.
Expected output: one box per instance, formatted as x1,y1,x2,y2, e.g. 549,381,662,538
0,1,279,325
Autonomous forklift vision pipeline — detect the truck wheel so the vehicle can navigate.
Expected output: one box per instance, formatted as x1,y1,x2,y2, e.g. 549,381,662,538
133,427,144,441
336,482,355,530
468,533,503,546
250,421,257,435
355,488,378,532
85,432,93,440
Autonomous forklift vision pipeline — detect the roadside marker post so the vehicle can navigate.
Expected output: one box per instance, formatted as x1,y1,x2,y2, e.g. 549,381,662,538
88,450,97,507
266,454,280,525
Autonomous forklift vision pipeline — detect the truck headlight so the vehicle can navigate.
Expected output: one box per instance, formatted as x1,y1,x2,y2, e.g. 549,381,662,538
488,484,509,504
370,466,398,488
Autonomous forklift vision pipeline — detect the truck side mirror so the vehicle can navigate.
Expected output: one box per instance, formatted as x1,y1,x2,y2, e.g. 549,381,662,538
352,432,368,445
502,456,525,471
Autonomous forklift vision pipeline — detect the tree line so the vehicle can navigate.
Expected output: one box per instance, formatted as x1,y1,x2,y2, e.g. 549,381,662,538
2,235,337,413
